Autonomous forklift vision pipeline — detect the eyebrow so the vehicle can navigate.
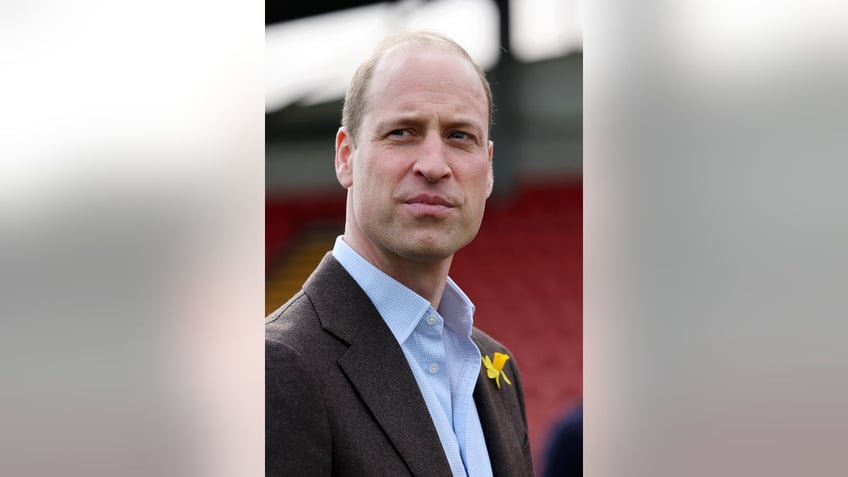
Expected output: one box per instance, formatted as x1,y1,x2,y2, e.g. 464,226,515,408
376,113,485,135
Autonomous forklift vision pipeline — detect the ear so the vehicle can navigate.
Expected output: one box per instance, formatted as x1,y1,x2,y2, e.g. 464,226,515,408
335,127,354,188
486,140,494,198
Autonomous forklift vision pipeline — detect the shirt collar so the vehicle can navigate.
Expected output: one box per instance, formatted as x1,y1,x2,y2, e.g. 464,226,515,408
331,236,475,344
439,276,475,337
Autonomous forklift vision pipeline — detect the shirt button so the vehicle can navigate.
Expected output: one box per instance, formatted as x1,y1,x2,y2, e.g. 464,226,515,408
426,315,437,326
428,363,440,374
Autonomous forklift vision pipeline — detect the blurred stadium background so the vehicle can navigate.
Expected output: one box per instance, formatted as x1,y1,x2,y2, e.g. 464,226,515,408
266,0,582,470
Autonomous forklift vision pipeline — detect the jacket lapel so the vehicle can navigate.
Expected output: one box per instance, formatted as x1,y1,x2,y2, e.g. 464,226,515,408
338,332,452,476
473,349,529,476
304,255,453,477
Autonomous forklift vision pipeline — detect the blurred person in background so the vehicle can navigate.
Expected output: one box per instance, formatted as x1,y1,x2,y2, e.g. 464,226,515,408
542,400,582,477
266,31,533,476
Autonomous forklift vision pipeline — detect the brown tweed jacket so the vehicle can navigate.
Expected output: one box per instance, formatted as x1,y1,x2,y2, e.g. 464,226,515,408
266,254,534,476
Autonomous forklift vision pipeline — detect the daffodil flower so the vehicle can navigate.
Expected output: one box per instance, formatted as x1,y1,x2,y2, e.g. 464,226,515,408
481,352,513,389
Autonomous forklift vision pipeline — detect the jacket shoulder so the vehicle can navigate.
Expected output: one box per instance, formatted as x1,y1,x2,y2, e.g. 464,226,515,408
266,289,309,326
265,291,323,350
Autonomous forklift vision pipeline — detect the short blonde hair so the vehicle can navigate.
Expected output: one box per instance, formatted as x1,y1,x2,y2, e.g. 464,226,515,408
341,31,494,145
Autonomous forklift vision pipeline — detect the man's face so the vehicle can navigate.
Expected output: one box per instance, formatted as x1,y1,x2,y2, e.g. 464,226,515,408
336,45,493,265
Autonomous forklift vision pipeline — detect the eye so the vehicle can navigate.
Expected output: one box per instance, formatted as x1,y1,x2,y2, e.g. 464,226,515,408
388,129,411,137
448,131,471,141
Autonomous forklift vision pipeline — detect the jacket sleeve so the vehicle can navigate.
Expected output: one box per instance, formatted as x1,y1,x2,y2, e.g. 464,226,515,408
266,338,331,476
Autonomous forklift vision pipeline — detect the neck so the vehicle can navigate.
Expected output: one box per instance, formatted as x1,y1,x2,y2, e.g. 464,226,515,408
342,234,452,309
381,256,452,310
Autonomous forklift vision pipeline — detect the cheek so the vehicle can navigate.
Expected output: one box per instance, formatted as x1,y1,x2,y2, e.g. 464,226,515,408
355,156,400,195
462,162,494,196
352,163,389,213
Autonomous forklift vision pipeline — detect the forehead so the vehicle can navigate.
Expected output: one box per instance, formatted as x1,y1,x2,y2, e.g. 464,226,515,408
364,45,489,124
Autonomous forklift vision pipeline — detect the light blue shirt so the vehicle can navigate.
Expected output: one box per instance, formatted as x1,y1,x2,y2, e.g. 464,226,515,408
333,237,493,477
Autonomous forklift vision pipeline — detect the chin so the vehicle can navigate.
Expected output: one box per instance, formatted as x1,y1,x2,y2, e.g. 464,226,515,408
395,236,471,262
391,243,448,261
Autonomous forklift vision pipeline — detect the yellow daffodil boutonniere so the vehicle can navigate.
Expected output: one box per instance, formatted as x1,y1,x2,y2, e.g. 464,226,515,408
482,352,513,389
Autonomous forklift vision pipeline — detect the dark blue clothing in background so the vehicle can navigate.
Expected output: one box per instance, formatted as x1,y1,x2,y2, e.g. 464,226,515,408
542,402,582,477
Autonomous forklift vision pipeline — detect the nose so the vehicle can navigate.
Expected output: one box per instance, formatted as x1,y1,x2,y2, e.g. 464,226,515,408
412,133,452,183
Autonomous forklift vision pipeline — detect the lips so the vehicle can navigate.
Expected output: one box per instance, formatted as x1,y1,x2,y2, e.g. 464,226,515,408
404,194,455,207
401,194,457,216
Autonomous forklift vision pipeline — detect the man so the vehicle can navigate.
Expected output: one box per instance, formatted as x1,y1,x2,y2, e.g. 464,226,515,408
266,31,534,476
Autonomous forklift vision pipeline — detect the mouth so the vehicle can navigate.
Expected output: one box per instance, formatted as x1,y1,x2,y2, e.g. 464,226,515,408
402,194,457,216
404,194,455,207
